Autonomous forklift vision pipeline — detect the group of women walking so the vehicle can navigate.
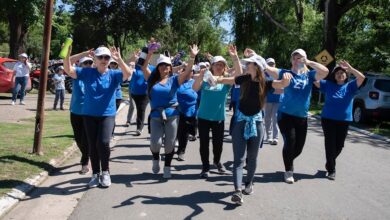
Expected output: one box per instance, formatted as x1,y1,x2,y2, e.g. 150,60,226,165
63,43,365,205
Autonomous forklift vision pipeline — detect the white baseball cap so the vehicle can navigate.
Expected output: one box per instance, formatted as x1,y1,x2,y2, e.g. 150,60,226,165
94,47,111,57
18,53,28,58
266,58,275,65
241,55,267,70
156,54,172,66
79,57,93,64
291,49,307,58
211,56,227,65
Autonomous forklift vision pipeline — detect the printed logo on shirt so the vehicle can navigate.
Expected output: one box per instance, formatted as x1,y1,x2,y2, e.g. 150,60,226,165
332,88,347,99
293,78,308,90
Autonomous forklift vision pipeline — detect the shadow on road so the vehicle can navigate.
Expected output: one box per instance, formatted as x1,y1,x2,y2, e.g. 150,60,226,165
112,191,235,219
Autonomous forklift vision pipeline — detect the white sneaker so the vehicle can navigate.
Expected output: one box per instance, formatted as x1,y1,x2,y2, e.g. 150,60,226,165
100,171,111,187
88,174,100,188
11,101,15,105
271,139,278,145
284,171,294,184
20,101,25,105
163,166,172,179
243,182,254,195
152,159,160,174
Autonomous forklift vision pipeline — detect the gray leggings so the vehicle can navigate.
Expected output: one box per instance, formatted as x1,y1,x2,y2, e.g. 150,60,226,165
150,115,179,155
264,102,280,140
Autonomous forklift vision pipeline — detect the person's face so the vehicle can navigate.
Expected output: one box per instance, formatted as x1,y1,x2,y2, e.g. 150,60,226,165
291,54,305,67
58,69,64,74
158,63,172,77
267,62,275,68
19,57,27,62
335,70,347,84
212,62,225,76
109,62,118,69
81,60,93,68
94,55,111,69
246,62,257,73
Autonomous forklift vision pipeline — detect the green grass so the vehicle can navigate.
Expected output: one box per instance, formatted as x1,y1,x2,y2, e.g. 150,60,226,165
309,102,324,116
0,110,74,196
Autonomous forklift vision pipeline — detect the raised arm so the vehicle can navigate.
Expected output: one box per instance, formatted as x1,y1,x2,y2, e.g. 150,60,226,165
304,58,329,80
339,60,365,87
228,45,242,77
216,76,235,85
70,49,93,64
178,44,199,85
110,47,133,81
192,68,206,92
141,48,157,81
272,73,292,89
64,46,77,79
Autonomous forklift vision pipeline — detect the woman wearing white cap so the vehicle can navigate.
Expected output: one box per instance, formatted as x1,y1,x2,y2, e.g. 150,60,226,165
11,53,31,105
192,46,240,178
64,46,133,188
264,48,329,184
141,44,199,178
214,49,292,205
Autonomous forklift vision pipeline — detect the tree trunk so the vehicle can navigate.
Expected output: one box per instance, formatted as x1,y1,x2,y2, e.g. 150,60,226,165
324,0,341,69
8,14,27,59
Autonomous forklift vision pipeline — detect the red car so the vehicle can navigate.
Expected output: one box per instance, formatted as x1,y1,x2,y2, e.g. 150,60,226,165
0,57,32,93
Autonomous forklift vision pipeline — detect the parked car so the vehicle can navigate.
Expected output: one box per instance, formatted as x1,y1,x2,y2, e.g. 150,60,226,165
353,73,390,123
0,57,32,93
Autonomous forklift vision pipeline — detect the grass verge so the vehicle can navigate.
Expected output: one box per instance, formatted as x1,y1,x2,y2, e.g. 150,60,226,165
0,110,74,196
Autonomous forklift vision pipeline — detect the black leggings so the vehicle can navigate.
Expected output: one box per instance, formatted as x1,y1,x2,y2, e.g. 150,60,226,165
70,113,89,166
132,94,149,131
84,116,115,174
321,118,349,173
177,114,197,154
278,113,308,172
198,118,225,171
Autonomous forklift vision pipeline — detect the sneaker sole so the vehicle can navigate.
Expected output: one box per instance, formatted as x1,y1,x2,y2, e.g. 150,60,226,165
231,196,243,205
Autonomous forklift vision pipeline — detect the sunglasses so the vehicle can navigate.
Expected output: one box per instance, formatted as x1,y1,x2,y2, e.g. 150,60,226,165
96,55,111,61
82,61,93,65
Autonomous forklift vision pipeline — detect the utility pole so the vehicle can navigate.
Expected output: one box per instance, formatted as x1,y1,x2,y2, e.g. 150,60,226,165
32,0,54,155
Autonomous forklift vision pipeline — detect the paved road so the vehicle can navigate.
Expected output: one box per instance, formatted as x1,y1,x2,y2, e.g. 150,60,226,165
3,105,390,220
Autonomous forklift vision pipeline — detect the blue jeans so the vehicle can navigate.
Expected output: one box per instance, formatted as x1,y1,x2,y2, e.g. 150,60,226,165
232,120,264,190
54,89,65,109
12,76,28,102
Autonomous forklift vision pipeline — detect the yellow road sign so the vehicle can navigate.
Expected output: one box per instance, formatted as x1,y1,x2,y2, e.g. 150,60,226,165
315,49,334,66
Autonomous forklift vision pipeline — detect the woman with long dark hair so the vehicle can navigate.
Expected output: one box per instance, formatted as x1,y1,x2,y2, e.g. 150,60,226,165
141,45,199,178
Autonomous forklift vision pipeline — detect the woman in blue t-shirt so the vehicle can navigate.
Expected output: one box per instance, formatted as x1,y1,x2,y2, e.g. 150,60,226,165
314,60,365,180
64,46,133,188
264,48,329,184
192,45,240,178
141,45,199,179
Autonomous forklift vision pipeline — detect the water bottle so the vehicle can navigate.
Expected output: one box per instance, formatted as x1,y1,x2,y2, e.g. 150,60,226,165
59,37,73,58
137,47,149,67
203,70,216,86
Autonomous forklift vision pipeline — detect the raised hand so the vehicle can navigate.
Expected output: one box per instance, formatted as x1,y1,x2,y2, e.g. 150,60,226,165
339,60,353,71
110,47,122,61
244,48,256,57
189,44,199,58
228,45,238,57
281,73,293,87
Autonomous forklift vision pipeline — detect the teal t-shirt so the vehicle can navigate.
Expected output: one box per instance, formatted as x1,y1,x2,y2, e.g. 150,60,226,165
197,82,231,121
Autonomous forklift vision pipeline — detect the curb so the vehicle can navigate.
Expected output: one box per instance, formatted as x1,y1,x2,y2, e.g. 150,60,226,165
0,102,129,218
0,143,78,218
309,114,390,143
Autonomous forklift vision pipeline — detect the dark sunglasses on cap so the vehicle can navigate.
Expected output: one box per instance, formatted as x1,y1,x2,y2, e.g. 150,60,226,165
96,55,111,61
82,60,93,65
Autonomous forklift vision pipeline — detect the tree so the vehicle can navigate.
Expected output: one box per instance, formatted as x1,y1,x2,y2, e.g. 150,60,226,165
0,0,45,58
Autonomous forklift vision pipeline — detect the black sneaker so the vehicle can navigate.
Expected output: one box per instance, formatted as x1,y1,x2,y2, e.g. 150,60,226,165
188,135,197,142
231,190,243,205
133,130,141,136
200,170,209,178
327,171,336,180
214,162,226,173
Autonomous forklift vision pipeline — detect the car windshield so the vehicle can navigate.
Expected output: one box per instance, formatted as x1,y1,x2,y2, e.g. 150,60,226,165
374,79,390,92
2,61,16,70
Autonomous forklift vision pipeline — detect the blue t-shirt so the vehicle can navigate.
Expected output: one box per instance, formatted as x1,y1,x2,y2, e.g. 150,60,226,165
148,74,180,118
197,82,231,121
265,72,283,103
70,79,85,115
76,67,123,116
231,85,241,103
115,84,122,99
177,79,198,117
320,79,359,121
130,65,155,95
278,69,317,118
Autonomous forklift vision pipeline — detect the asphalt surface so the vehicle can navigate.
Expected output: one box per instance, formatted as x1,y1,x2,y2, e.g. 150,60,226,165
3,104,390,220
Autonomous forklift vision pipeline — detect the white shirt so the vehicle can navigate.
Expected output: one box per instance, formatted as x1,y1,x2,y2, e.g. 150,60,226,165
53,74,66,90
13,61,31,77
